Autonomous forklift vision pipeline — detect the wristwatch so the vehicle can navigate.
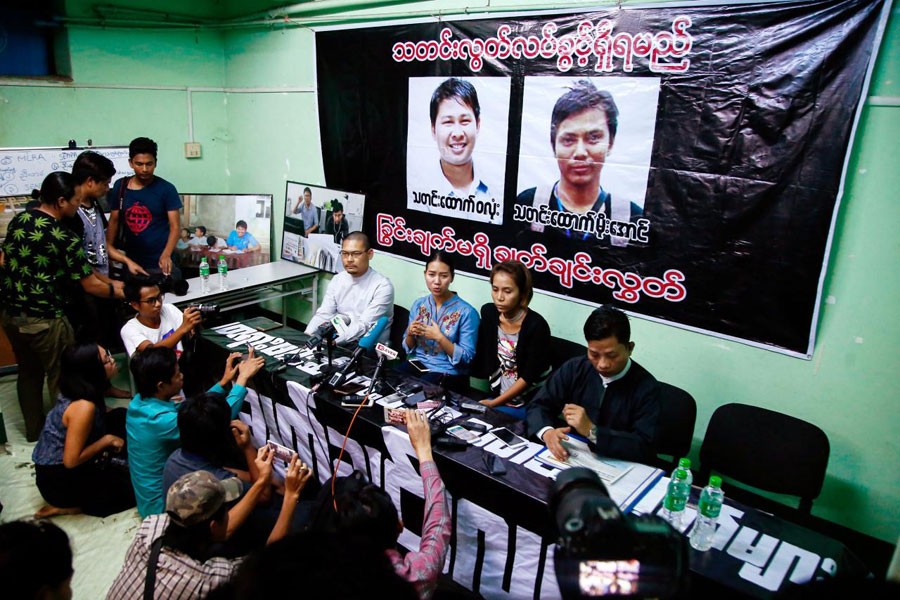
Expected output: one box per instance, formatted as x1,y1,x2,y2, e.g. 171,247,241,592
588,424,598,444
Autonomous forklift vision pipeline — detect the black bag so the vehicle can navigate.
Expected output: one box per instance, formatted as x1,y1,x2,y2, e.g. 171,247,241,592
108,177,130,281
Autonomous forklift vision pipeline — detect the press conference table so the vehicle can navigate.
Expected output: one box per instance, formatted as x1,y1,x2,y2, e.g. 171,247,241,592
195,321,869,599
163,260,319,326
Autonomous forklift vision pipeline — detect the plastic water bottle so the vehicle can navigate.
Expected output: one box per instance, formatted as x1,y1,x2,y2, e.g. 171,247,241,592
217,255,228,290
199,257,210,294
660,468,690,529
672,457,693,488
690,475,725,551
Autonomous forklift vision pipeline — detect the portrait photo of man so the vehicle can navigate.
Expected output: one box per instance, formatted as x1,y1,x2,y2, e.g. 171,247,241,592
406,76,510,225
515,77,659,252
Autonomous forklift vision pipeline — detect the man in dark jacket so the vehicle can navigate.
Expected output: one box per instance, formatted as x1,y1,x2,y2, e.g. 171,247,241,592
526,305,660,463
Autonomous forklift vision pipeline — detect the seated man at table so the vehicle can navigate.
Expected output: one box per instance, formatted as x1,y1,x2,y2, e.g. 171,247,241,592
305,232,394,346
226,220,261,253
526,305,660,463
121,275,202,358
126,346,265,517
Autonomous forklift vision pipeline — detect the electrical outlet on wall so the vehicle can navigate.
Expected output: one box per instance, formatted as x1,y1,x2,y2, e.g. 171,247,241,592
184,142,202,158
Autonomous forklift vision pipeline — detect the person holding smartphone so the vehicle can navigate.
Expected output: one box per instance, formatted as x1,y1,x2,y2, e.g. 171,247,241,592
473,260,552,419
399,250,479,394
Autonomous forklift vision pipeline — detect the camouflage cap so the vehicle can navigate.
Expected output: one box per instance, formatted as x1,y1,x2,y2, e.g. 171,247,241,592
165,470,243,527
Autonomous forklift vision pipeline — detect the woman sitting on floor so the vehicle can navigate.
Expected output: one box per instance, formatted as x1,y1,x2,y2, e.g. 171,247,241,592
31,342,135,518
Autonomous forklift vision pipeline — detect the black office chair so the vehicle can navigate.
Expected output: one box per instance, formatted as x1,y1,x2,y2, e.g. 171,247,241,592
388,304,410,362
698,403,830,514
549,335,586,370
653,382,697,472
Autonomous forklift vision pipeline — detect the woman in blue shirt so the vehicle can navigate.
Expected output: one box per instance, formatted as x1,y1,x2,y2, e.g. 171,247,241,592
32,342,135,518
400,250,479,394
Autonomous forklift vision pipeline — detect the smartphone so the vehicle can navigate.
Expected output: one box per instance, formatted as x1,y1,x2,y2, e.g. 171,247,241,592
267,440,297,463
407,358,431,373
492,427,528,450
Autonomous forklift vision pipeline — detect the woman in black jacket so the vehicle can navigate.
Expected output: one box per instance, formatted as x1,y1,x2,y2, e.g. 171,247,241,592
473,260,552,419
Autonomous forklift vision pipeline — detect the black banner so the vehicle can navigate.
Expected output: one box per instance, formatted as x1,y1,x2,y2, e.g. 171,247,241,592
315,0,888,356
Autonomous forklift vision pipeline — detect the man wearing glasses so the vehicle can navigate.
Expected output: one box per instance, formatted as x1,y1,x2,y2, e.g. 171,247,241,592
304,232,393,345
121,275,202,357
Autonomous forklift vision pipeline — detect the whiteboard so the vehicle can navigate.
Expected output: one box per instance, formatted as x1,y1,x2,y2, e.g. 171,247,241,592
0,146,133,197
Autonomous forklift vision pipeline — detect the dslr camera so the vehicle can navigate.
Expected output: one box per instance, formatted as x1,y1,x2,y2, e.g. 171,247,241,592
550,468,688,599
187,302,220,315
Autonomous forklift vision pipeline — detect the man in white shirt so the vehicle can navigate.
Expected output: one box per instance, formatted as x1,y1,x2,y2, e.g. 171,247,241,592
121,276,202,357
305,232,394,345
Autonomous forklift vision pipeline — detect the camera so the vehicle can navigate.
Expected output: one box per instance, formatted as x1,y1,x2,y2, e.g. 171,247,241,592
152,273,189,296
550,468,688,599
188,302,220,315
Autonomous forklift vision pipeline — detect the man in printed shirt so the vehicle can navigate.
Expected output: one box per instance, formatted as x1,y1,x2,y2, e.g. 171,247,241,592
311,408,449,599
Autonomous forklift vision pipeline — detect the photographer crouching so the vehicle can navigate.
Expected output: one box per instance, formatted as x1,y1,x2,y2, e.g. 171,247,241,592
121,274,211,396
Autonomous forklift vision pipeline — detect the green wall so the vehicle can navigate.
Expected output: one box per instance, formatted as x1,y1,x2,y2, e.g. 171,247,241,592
1,0,897,543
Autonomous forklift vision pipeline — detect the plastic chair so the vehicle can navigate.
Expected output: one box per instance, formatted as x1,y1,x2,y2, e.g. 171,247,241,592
698,403,829,513
653,382,697,471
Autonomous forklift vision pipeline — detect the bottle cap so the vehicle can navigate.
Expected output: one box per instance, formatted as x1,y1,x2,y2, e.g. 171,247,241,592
674,468,687,480
709,475,722,488
679,457,691,469
219,255,224,259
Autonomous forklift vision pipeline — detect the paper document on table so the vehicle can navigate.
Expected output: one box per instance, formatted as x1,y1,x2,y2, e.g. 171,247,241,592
535,436,633,484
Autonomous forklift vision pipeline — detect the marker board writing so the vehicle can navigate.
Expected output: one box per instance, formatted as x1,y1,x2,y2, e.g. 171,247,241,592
0,146,132,197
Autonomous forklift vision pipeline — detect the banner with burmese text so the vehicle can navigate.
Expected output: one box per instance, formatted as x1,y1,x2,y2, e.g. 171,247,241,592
315,0,890,357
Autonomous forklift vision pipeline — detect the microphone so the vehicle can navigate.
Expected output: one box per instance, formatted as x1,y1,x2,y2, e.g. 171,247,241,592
325,315,390,390
305,315,349,349
363,342,398,396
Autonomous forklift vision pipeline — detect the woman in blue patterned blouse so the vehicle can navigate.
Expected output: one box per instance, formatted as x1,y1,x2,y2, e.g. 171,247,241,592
399,250,480,394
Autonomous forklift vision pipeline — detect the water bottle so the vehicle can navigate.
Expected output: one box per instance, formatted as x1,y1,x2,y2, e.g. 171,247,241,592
672,457,693,488
660,468,690,529
690,475,725,551
199,257,210,294
217,255,228,290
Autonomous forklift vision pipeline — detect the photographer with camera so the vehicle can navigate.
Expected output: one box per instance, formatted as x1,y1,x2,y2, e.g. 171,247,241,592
121,275,202,358
551,467,688,599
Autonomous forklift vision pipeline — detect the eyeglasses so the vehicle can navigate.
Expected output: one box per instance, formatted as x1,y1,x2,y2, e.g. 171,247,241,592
339,251,367,259
102,349,116,365
139,295,163,305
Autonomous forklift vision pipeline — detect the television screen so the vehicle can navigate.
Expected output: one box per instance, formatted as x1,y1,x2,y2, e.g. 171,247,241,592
282,181,366,273
177,193,272,274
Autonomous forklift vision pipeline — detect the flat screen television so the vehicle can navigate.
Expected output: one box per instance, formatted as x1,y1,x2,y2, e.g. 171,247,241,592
281,181,366,273
177,193,273,274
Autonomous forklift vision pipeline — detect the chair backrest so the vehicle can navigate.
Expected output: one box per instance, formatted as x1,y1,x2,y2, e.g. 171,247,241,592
698,403,830,513
549,336,586,370
389,304,410,362
654,382,697,471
